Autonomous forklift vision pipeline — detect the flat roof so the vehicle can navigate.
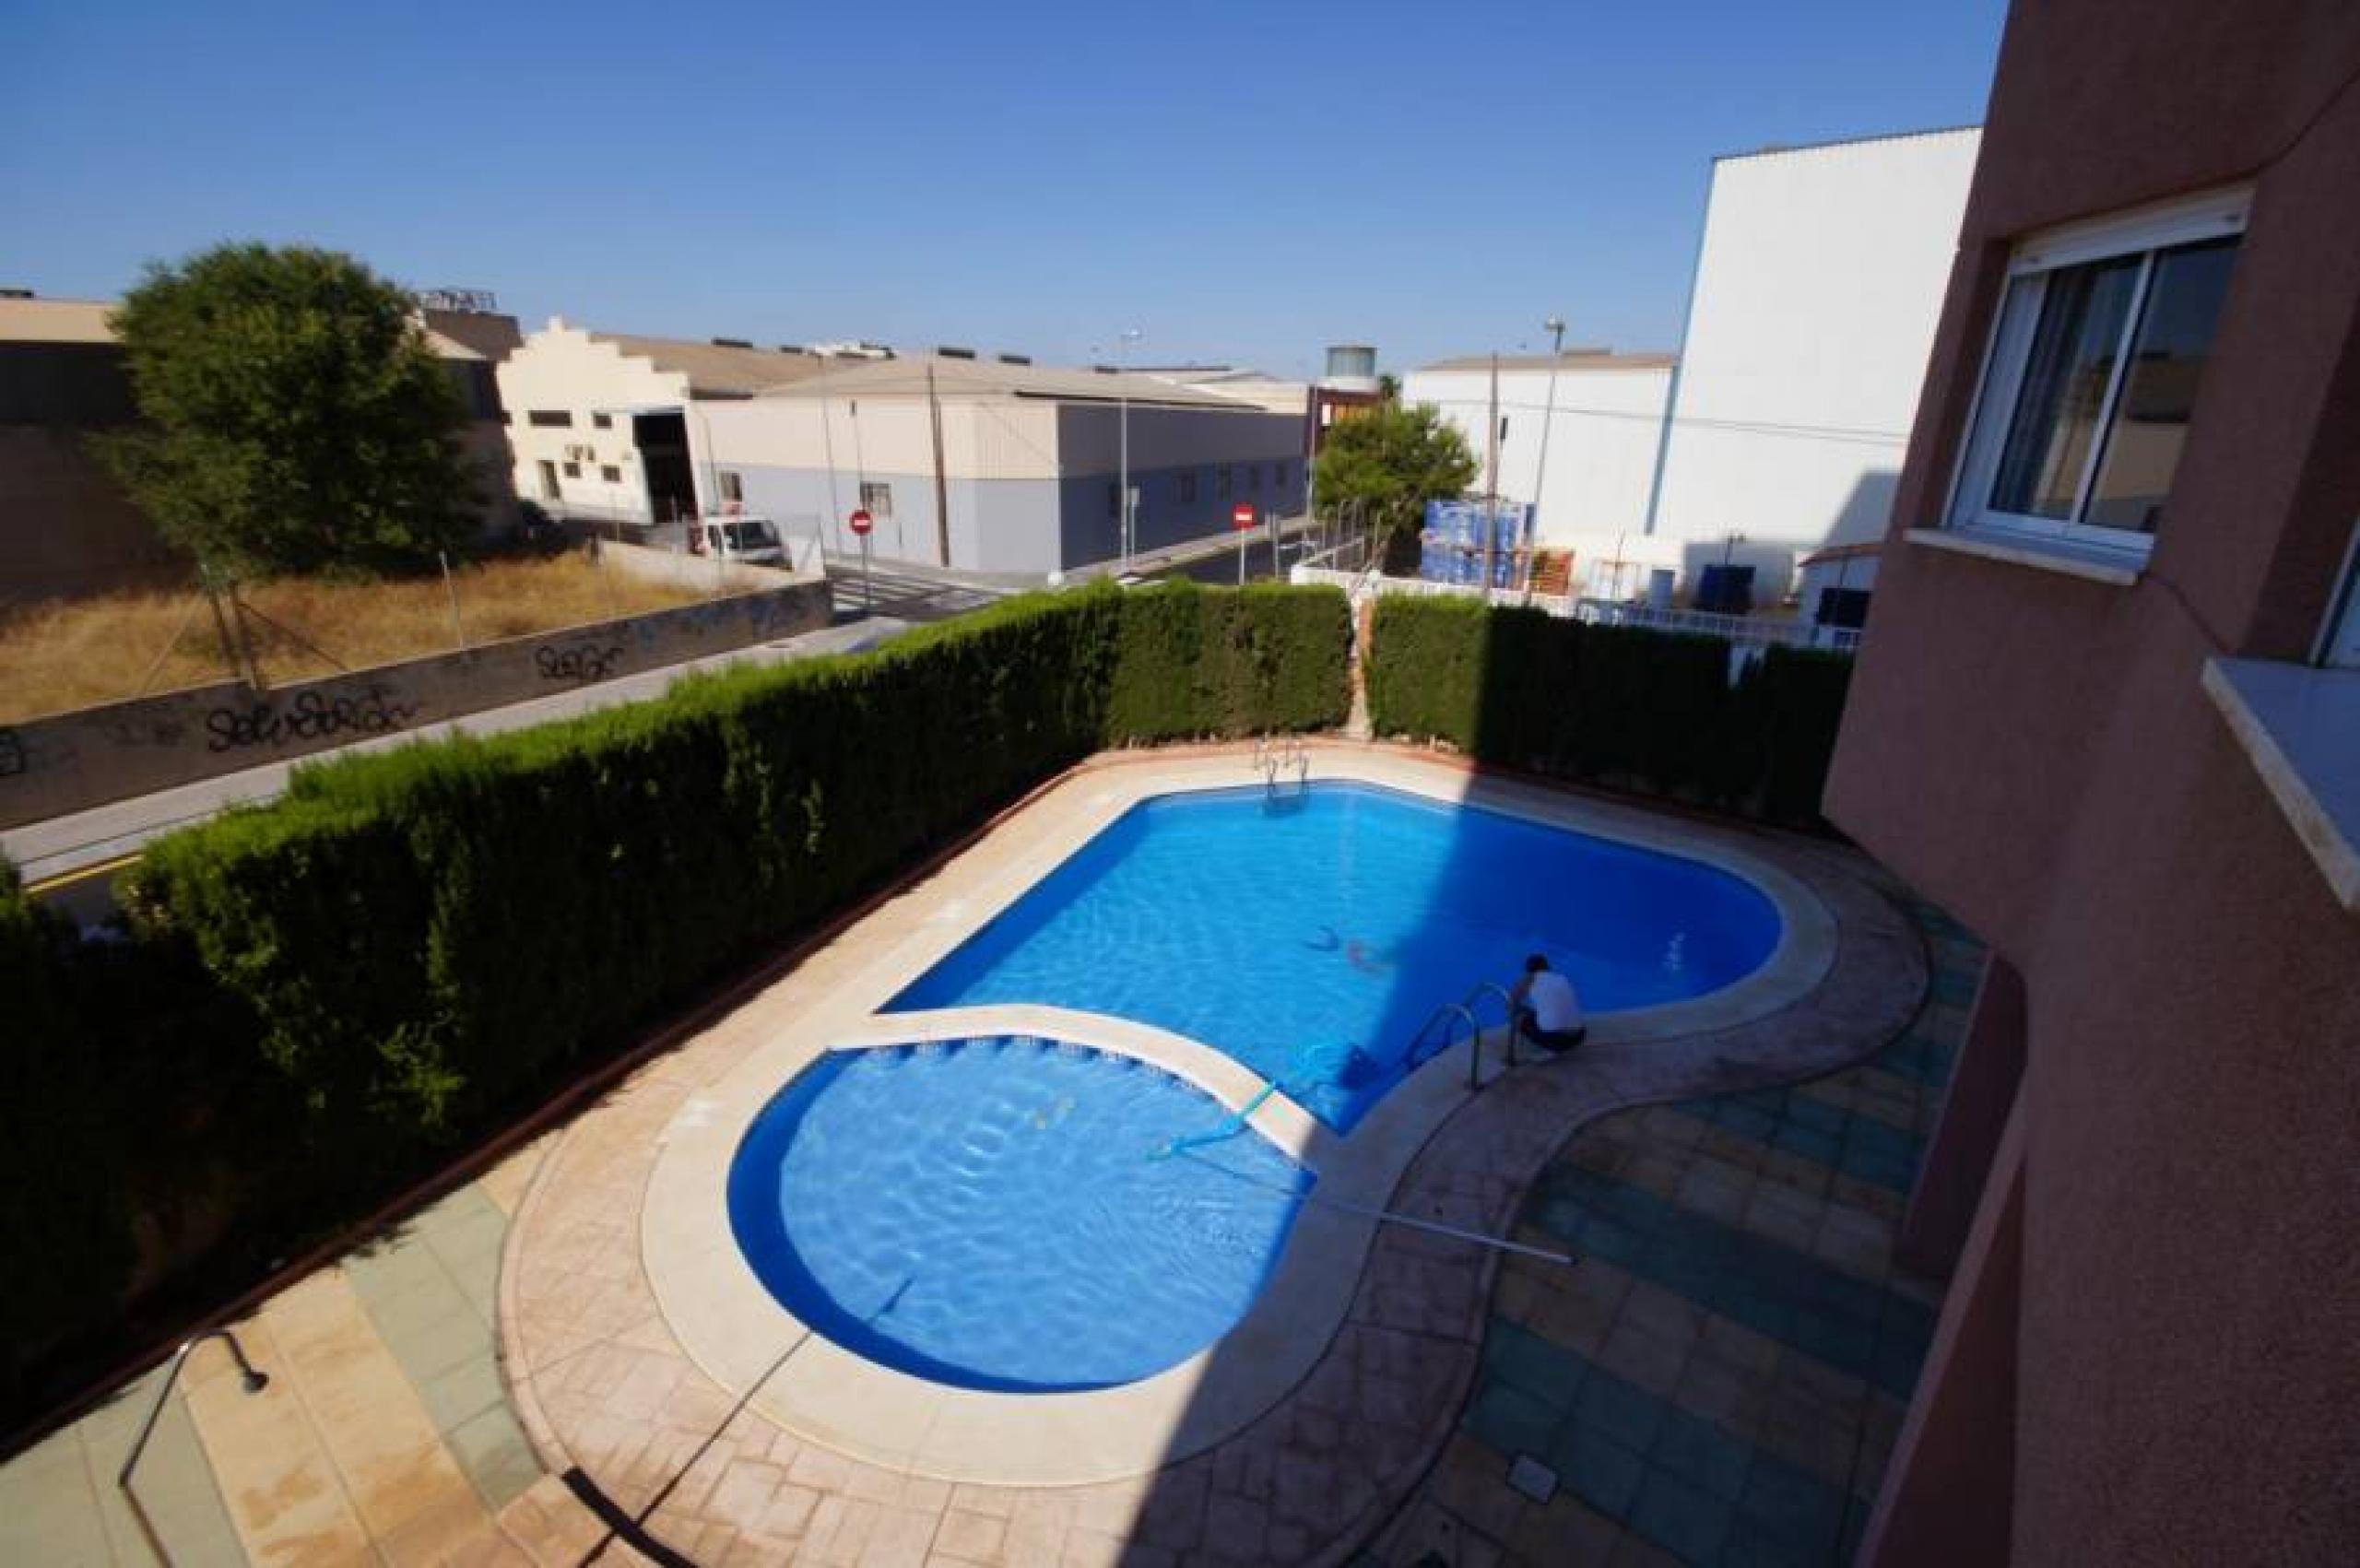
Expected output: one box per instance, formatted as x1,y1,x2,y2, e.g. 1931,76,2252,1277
1715,124,1980,165
758,355,1264,410
0,294,490,360
1413,351,1678,373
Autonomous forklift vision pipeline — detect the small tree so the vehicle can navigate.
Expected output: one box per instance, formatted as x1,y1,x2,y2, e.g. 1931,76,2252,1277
1312,401,1477,573
96,243,478,579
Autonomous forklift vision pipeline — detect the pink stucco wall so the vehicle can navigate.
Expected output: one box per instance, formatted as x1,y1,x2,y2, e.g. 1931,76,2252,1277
1827,1,2360,1561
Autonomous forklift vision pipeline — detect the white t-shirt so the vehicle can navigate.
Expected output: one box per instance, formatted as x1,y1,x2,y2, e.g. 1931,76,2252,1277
1526,970,1583,1032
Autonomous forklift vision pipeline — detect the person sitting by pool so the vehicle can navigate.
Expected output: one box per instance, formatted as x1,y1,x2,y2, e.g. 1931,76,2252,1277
1509,953,1587,1055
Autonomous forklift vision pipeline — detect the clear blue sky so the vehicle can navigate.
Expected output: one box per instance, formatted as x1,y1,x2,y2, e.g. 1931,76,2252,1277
2,0,2006,379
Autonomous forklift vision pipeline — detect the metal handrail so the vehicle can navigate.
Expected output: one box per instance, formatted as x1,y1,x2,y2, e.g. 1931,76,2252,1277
119,1328,268,1490
1461,981,1523,1070
1404,1001,1485,1090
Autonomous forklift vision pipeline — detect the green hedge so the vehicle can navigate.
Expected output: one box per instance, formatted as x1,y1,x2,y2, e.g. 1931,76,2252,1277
128,583,1347,1166
1364,595,1854,825
0,867,136,1394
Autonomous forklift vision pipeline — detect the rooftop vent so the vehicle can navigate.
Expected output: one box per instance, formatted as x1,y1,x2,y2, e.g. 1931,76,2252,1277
711,336,753,348
937,346,976,360
997,353,1032,366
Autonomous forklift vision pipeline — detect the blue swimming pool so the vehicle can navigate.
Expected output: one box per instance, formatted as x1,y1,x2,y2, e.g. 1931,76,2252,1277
889,783,1782,1129
727,1037,1309,1392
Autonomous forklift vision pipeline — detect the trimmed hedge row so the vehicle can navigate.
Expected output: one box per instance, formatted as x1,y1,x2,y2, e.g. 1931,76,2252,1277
128,582,1348,1166
1364,595,1854,826
0,867,136,1392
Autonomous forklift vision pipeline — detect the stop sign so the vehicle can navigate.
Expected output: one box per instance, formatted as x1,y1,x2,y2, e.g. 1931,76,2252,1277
849,509,874,536
1232,502,1256,530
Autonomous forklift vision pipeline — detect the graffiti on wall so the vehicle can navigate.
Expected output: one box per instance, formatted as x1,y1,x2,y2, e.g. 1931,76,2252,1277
206,685,421,754
534,642,626,684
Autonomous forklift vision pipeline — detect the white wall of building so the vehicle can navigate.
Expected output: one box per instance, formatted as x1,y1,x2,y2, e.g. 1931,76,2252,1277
494,322,692,522
1401,362,1673,548
1649,128,1980,595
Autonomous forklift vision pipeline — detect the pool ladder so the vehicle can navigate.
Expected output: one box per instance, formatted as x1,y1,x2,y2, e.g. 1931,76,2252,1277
1404,981,1524,1091
1253,734,1310,802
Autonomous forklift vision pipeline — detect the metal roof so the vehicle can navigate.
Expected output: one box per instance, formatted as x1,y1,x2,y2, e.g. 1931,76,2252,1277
1413,351,1678,373
585,332,832,396
757,355,1264,410
0,294,491,361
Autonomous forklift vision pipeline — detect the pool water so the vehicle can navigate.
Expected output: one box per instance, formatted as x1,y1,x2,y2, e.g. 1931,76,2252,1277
727,1037,1310,1392
889,783,1782,1129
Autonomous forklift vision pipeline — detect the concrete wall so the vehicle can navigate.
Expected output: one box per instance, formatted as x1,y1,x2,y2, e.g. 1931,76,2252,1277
1651,129,1980,595
1825,4,2360,1562
0,577,832,828
1399,363,1673,545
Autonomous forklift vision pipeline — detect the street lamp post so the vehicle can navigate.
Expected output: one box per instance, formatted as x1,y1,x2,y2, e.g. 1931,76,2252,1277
1117,327,1141,572
1528,315,1567,595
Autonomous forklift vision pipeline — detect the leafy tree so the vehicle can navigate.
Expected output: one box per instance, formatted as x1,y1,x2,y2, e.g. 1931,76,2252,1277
1312,401,1478,572
95,243,478,578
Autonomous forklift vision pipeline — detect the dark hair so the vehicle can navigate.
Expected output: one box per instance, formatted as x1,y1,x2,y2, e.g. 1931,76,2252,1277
1524,953,1550,973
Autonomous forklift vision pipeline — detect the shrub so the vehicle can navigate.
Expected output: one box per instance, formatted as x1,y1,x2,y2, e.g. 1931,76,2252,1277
129,584,1349,1161
1363,595,1854,826
0,866,136,1395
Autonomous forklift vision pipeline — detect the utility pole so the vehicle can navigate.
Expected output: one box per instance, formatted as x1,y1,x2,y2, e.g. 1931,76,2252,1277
926,361,952,568
1117,327,1141,571
1529,314,1567,597
1482,351,1502,594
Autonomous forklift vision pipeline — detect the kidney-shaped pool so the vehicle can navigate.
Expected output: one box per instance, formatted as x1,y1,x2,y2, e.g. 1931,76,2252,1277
888,782,1784,1129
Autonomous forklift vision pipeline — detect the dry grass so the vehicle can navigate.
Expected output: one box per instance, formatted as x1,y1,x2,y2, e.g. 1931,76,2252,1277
0,554,722,722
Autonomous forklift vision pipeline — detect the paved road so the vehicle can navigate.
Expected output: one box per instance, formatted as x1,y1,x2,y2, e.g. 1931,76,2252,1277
5,612,916,892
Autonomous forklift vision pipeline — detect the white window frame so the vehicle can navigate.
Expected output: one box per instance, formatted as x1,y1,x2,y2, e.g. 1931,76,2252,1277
2320,518,2360,670
859,480,893,518
1944,188,2250,563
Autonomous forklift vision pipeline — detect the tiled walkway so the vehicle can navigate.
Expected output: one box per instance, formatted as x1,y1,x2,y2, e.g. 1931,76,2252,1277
1356,904,1976,1567
0,1137,562,1567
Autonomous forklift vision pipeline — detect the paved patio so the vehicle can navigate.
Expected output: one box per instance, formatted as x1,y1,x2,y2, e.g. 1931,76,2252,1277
0,749,1958,1566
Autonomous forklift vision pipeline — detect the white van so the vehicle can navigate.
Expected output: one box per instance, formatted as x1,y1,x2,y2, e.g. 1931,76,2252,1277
687,514,786,565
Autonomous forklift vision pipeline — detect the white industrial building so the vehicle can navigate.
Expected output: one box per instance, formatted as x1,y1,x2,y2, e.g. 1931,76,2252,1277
1646,126,1982,601
493,320,828,526
1398,352,1676,553
1399,126,1978,607
698,356,1309,572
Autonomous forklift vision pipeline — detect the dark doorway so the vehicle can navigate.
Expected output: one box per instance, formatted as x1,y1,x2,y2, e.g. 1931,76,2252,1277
636,410,697,522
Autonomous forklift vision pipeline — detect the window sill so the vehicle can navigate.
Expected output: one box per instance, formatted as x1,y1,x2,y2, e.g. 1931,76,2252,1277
2201,657,2360,911
1904,527,2143,586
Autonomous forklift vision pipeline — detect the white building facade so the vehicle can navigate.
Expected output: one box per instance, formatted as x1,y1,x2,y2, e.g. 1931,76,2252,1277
1399,354,1676,561
493,321,826,525
1646,127,1982,599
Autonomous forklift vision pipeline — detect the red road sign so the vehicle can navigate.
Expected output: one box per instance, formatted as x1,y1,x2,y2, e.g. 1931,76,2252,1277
1232,503,1256,530
849,509,874,536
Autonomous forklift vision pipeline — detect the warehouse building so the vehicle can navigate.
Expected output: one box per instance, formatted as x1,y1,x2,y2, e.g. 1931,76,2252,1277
696,355,1308,572
1403,126,1977,607
492,319,830,526
1399,351,1676,573
1646,126,1982,600
0,291,518,605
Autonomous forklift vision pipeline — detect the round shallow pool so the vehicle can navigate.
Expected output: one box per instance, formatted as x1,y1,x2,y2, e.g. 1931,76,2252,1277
726,1036,1309,1393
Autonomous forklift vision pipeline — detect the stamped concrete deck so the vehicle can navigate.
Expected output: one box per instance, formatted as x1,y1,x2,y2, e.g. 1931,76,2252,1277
0,742,1938,1566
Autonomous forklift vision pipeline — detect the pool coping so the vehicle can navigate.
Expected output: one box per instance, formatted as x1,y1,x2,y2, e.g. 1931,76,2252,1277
631,750,1842,1486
